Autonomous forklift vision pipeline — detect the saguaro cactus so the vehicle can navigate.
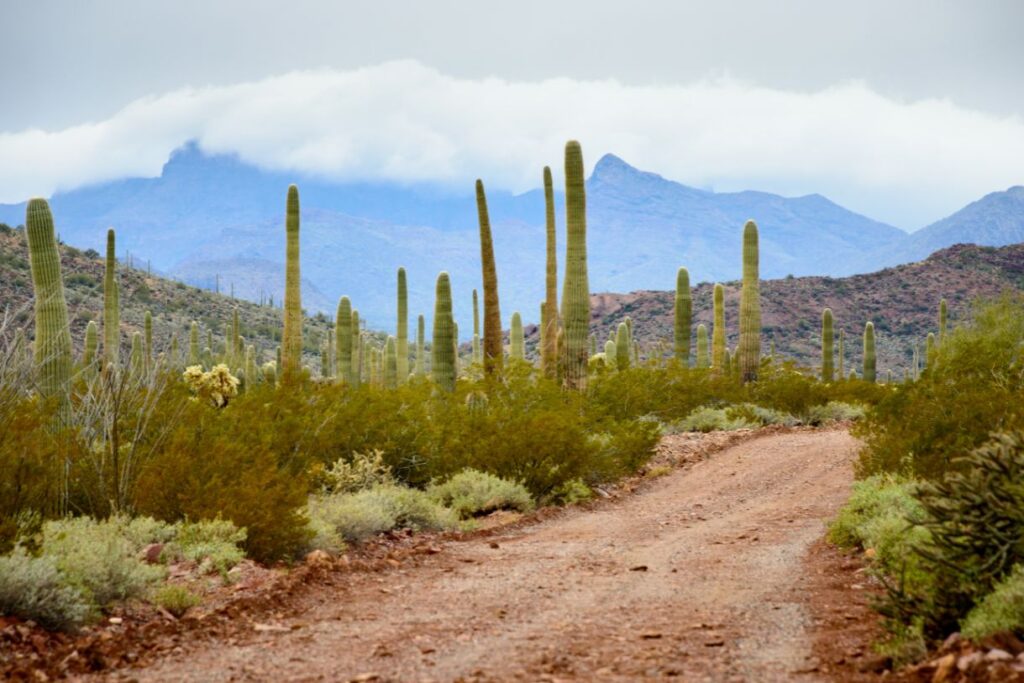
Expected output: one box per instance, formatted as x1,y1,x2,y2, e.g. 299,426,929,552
926,332,937,368
432,272,456,391
510,312,525,360
712,283,726,372
129,331,143,376
26,199,73,421
351,310,362,386
542,166,559,379
281,184,303,382
82,320,98,370
938,298,948,345
476,180,503,376
245,345,257,388
144,310,153,370
674,267,691,364
738,220,761,382
838,329,845,380
560,141,590,390
415,314,426,376
384,336,398,389
821,308,835,382
103,228,119,366
863,322,877,383
472,289,482,366
189,321,200,366
615,323,630,371
396,268,409,381
696,324,710,369
604,339,616,360
335,296,353,384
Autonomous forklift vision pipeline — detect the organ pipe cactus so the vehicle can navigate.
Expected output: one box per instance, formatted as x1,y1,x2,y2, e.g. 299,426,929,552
335,296,353,384
560,141,590,390
674,267,691,364
415,314,426,376
863,322,876,383
396,268,409,381
26,199,73,422
281,184,303,383
103,228,119,366
432,272,456,391
542,166,559,379
696,324,710,369
476,180,503,376
510,312,524,360
738,220,761,382
821,308,834,382
712,283,726,372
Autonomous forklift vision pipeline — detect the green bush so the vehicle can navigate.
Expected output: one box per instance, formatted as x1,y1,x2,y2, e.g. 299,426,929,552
856,295,1024,479
151,583,200,617
0,548,92,630
806,401,866,426
726,403,800,427
427,469,534,518
962,564,1024,640
308,484,459,542
319,450,394,494
39,517,165,607
168,518,246,573
676,406,757,433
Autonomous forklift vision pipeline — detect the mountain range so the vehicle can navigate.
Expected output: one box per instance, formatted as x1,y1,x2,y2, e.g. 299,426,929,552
1,143,1022,334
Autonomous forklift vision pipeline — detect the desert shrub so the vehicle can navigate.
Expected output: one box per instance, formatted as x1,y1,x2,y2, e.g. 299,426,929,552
806,401,866,426
38,517,165,607
856,295,1024,479
677,406,757,433
0,548,92,630
168,518,246,573
308,484,459,542
182,364,239,408
546,478,593,506
319,450,394,494
151,584,200,617
427,469,534,518
749,363,828,419
726,403,800,427
961,564,1024,640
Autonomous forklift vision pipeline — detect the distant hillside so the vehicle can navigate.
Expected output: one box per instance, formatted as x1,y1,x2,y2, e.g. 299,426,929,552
0,225,339,369
556,243,1024,376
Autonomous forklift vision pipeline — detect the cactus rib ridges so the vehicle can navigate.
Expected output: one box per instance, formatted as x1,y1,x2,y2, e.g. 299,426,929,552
432,272,456,392
863,322,877,383
674,267,691,364
711,283,726,372
336,296,353,384
696,324,710,369
738,220,761,382
281,184,303,383
102,228,119,366
397,268,409,381
475,180,503,376
822,308,834,382
510,312,524,360
560,141,590,390
542,166,559,378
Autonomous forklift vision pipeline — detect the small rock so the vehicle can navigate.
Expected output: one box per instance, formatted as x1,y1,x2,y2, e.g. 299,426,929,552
305,549,332,567
489,542,500,549
253,623,291,633
629,565,648,572
108,617,123,625
142,543,164,564
957,651,984,671
349,674,381,682
640,632,662,639
704,639,725,647
985,648,1013,662
941,632,961,652
930,653,956,682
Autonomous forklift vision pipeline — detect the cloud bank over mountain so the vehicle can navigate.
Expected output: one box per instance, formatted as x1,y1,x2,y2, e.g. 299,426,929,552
2,60,1023,228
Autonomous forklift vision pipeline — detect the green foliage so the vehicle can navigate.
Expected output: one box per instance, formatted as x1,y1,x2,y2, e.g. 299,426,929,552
427,469,534,519
0,548,92,630
320,450,395,494
309,484,459,542
151,584,200,617
805,401,866,425
961,564,1024,640
677,406,758,433
169,518,246,573
856,295,1024,478
560,141,590,390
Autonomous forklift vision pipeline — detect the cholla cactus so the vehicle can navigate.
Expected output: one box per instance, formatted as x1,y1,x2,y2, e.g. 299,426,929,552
183,363,239,407
262,361,277,386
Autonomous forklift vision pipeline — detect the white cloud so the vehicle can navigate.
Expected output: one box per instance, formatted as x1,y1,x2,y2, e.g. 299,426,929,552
1,60,1022,227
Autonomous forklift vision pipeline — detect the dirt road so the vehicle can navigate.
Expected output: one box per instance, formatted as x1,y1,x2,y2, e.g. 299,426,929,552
115,429,861,682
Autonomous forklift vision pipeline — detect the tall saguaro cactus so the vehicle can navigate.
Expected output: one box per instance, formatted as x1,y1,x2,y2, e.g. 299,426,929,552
83,321,98,370
189,321,200,366
472,289,482,365
144,310,153,370
281,184,303,383
938,298,948,345
615,322,631,371
838,329,845,380
336,296,353,384
510,312,525,360
351,310,362,386
696,324,710,369
560,141,590,390
476,180,503,376
103,228,120,366
711,283,726,372
415,314,426,376
384,336,398,389
432,272,456,392
542,166,559,378
738,220,761,382
863,322,877,383
674,267,691,364
821,308,835,382
396,268,409,381
26,199,73,422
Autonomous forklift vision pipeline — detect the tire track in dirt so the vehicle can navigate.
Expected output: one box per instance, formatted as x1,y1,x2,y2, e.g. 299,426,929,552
109,429,861,682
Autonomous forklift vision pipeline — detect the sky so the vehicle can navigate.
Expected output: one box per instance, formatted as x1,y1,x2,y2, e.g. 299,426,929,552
1,0,1023,229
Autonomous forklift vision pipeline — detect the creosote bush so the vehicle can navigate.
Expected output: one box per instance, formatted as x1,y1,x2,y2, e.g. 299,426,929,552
427,469,534,518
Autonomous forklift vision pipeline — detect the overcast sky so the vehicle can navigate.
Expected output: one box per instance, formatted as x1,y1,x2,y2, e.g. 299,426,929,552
1,0,1022,228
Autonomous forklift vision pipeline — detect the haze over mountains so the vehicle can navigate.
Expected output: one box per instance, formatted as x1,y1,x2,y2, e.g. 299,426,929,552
1,143,1021,333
